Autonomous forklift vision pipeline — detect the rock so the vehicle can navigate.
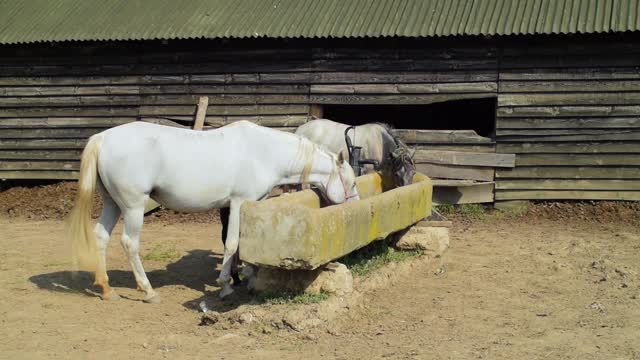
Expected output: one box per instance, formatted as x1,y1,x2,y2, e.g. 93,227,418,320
238,312,256,324
283,311,323,331
394,226,449,256
250,262,353,296
306,263,353,297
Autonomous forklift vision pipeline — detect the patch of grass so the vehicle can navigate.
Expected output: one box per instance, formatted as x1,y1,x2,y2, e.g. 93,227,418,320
257,290,329,305
434,203,488,220
142,244,180,262
340,240,423,277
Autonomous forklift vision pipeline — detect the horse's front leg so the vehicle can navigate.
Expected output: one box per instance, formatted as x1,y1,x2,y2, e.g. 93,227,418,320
219,207,241,285
217,199,242,298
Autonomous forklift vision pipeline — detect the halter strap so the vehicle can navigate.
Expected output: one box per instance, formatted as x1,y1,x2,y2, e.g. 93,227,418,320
337,167,358,200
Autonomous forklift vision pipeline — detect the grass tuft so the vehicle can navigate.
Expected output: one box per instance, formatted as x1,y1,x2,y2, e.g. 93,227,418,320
142,244,181,262
339,240,422,277
435,203,487,220
257,291,329,305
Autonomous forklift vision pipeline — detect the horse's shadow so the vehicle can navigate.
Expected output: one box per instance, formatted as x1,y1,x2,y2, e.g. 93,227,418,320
29,249,253,313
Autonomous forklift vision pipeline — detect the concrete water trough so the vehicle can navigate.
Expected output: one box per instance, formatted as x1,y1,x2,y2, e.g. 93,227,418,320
239,172,433,270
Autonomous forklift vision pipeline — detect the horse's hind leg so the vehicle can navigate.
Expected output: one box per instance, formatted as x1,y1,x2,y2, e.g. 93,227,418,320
120,207,160,304
94,190,121,300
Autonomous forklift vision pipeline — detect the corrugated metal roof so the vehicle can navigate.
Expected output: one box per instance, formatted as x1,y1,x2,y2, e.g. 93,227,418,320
0,0,638,44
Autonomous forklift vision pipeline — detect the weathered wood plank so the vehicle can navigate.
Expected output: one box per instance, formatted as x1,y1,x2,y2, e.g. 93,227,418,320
310,83,497,94
496,166,640,179
432,183,494,204
0,72,499,86
496,179,640,191
514,154,640,166
497,131,640,142
0,128,107,139
500,68,640,81
0,150,82,160
206,115,308,128
0,58,498,76
416,163,494,181
0,85,141,96
496,128,640,136
0,95,142,107
495,190,640,201
0,117,135,128
304,71,499,84
138,104,309,116
413,144,496,153
496,117,640,129
496,142,640,154
499,80,640,93
414,150,515,167
396,130,494,144
498,93,640,107
497,105,640,117
0,170,79,180
0,94,309,107
499,54,640,69
0,107,140,118
0,139,87,149
0,160,79,170
310,93,495,105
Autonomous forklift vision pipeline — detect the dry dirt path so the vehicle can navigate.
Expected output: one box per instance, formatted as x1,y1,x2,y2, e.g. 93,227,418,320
0,216,638,359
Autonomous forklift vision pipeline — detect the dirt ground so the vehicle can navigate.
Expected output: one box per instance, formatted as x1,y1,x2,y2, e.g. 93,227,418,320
1,203,639,359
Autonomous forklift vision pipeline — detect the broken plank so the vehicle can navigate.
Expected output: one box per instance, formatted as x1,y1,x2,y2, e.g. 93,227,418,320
395,129,494,144
432,182,494,204
414,150,515,167
416,163,494,181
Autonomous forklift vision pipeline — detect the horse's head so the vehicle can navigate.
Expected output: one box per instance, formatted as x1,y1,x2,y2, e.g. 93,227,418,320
388,145,416,187
326,152,360,204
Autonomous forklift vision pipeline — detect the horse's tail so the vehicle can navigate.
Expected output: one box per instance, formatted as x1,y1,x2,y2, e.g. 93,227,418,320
67,134,104,271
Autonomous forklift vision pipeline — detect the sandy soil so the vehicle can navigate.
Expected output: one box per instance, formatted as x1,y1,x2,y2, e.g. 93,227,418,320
1,212,638,359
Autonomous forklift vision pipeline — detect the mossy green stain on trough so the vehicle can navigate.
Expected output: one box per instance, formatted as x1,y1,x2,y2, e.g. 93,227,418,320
239,172,432,270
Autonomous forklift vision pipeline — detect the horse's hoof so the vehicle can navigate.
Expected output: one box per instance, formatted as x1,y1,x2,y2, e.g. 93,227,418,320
143,294,161,304
101,291,120,301
232,275,242,286
219,285,234,299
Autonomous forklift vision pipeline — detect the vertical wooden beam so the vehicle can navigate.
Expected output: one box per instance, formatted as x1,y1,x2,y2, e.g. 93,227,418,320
310,104,323,120
193,96,209,130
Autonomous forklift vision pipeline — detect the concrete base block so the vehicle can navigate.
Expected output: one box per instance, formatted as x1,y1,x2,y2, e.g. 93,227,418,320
394,226,449,257
248,262,353,296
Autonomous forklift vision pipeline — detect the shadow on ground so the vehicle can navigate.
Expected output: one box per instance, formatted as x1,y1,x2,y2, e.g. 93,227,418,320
28,249,255,312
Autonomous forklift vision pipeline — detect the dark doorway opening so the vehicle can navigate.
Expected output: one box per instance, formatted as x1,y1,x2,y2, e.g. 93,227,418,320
321,98,497,138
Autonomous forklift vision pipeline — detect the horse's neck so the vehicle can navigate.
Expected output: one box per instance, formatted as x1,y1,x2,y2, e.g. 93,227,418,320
277,143,334,186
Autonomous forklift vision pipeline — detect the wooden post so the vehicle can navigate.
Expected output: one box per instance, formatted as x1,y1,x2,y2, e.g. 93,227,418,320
309,104,323,120
193,96,209,130
144,97,209,215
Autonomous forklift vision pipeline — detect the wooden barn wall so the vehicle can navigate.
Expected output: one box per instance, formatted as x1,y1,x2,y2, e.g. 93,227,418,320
495,37,640,201
0,39,499,181
0,35,638,202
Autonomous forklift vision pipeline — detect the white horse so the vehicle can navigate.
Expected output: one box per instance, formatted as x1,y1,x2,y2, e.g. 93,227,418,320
295,119,416,187
67,120,359,303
